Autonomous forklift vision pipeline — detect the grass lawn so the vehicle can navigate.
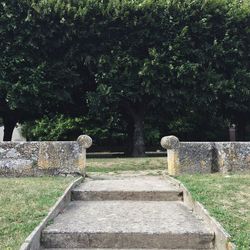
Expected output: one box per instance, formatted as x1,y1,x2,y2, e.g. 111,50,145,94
1,158,249,250
86,156,167,172
177,173,250,250
0,176,75,250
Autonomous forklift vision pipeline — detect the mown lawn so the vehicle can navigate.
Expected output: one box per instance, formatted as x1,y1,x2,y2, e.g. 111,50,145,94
0,157,165,249
177,173,250,250
86,156,167,172
0,177,75,250
1,158,249,250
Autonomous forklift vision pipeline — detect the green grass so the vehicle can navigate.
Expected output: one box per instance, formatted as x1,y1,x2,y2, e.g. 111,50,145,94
0,176,75,250
86,157,167,172
0,158,166,249
177,173,250,250
1,158,249,250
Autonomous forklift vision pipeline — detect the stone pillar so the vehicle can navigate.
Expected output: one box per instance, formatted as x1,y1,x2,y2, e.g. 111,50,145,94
77,135,92,175
160,136,180,176
229,124,236,141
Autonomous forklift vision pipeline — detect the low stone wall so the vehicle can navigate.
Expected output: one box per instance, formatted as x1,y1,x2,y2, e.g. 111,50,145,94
0,142,39,176
0,135,92,177
161,136,250,175
179,142,213,174
214,142,250,173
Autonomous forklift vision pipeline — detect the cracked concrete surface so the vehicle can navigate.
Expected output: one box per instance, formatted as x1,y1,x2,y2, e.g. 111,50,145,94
41,175,214,249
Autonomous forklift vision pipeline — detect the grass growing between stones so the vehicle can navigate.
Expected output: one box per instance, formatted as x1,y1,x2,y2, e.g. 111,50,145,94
177,173,250,250
86,157,166,172
0,176,75,250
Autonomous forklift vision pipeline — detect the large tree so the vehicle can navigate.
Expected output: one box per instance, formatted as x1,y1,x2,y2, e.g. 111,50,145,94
93,0,180,156
1,0,249,151
0,0,96,140
0,0,46,140
92,0,250,155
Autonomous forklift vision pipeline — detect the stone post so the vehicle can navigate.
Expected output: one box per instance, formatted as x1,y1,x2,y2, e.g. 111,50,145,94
77,135,92,175
160,136,180,176
229,124,236,141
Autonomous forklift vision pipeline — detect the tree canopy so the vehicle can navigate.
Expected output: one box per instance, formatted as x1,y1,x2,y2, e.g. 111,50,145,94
0,0,95,140
1,0,250,155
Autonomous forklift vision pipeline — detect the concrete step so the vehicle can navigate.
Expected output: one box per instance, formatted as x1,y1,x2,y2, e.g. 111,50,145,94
72,176,182,201
42,248,200,250
41,200,214,249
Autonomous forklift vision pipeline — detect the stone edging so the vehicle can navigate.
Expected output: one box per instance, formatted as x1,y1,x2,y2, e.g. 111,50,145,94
161,136,250,175
0,135,92,177
19,177,83,250
165,175,236,250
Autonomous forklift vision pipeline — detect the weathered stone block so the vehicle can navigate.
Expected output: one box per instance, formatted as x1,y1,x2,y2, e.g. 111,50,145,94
0,135,92,176
37,142,81,174
179,142,213,174
0,142,39,176
161,136,250,175
214,142,250,173
0,142,39,160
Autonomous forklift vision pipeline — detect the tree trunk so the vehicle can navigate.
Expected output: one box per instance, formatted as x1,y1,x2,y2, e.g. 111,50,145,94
237,116,246,141
132,114,145,157
121,101,146,157
125,120,134,156
3,116,16,141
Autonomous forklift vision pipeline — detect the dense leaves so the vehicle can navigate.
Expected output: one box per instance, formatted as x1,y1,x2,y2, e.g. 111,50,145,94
0,0,95,139
1,0,250,153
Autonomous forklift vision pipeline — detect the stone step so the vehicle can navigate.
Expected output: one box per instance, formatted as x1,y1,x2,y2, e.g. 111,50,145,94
41,200,214,249
41,248,206,250
72,176,182,201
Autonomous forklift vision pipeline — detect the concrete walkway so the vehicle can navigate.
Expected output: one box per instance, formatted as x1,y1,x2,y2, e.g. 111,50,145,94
41,175,214,249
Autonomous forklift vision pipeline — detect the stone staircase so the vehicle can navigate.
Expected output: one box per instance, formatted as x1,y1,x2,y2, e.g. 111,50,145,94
40,175,215,249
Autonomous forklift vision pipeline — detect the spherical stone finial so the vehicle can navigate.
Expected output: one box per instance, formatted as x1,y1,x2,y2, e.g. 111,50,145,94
161,135,180,150
77,135,92,148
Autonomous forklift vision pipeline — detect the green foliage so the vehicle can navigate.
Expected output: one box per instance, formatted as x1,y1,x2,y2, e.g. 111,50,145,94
0,0,96,127
0,0,49,115
168,113,229,141
1,0,250,145
92,0,250,144
22,114,127,147
22,115,84,141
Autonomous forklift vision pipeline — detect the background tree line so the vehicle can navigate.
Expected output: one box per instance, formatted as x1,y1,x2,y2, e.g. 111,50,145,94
1,0,250,156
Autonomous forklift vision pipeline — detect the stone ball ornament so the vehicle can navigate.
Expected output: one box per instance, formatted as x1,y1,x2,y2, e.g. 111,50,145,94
160,135,180,150
77,135,93,148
